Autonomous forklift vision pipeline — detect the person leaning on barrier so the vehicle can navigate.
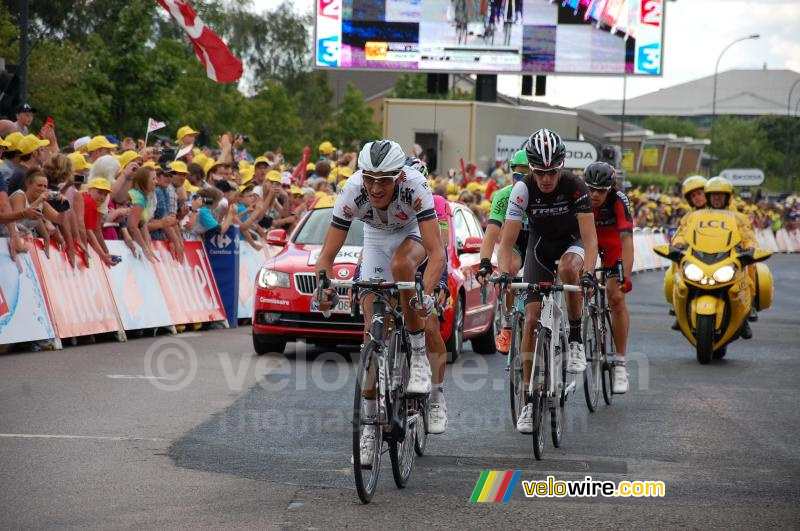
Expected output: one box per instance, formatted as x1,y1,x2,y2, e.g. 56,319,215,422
82,178,117,266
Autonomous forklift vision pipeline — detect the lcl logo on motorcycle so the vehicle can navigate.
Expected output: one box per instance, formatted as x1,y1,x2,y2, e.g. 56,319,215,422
698,220,728,229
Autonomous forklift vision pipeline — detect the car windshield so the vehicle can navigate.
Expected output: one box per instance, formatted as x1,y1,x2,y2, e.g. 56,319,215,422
294,207,364,246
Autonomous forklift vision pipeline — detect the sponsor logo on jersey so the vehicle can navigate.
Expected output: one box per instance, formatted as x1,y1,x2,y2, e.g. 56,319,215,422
354,188,369,208
400,187,415,207
395,211,409,221
342,205,353,219
413,197,423,213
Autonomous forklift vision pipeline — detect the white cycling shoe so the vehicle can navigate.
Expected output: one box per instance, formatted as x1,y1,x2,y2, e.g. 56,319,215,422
407,356,432,395
516,403,534,433
428,399,447,434
351,425,377,468
567,341,587,374
612,365,629,394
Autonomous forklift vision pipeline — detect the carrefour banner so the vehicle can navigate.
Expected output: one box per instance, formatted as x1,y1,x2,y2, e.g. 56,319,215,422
103,241,174,330
0,239,56,346
203,227,239,327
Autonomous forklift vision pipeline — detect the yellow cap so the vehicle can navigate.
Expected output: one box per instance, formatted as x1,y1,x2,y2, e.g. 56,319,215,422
447,194,459,201
337,180,346,190
184,180,200,193
290,186,303,195
254,156,271,167
17,134,50,155
466,182,481,193
176,125,200,142
480,199,492,213
241,168,254,185
306,162,316,172
339,167,353,178
193,153,209,168
267,170,281,183
204,158,221,176
116,150,141,170
68,152,93,171
168,160,189,174
238,160,251,172
88,178,112,192
87,135,117,152
4,132,24,151
143,160,163,172
319,141,335,155
446,182,458,194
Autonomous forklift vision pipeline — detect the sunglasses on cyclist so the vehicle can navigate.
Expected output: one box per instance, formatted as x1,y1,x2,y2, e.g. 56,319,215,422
587,186,611,193
529,164,563,175
362,171,401,186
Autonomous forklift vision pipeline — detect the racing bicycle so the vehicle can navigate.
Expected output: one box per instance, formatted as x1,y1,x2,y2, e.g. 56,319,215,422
318,271,426,504
583,260,624,411
497,275,581,460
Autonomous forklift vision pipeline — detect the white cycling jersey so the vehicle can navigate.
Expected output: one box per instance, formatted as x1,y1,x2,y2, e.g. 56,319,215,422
331,167,437,233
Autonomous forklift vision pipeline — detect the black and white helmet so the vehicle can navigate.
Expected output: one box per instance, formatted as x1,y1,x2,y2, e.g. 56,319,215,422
358,140,406,173
525,128,566,170
404,156,428,177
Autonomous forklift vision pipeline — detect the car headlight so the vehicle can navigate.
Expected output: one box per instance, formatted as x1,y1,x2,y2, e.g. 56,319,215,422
683,263,704,282
712,265,735,283
257,268,290,289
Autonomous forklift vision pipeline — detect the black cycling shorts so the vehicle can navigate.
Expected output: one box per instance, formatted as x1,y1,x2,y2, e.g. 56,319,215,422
523,232,585,303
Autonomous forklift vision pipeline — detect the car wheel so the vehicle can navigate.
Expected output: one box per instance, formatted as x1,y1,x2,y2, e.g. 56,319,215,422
253,333,287,356
446,294,464,363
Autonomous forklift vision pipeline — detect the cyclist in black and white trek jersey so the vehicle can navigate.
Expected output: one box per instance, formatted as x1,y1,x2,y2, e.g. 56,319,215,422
497,129,599,434
316,140,446,464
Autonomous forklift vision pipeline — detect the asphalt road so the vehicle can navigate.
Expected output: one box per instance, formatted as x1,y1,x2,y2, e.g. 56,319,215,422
1,255,799,529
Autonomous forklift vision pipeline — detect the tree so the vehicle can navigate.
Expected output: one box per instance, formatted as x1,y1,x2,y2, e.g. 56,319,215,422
322,84,380,152
641,116,696,138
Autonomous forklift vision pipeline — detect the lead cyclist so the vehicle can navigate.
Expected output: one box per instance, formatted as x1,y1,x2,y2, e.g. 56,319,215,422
316,141,446,462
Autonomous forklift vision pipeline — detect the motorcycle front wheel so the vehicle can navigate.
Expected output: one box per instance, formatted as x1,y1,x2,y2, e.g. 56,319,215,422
696,315,715,365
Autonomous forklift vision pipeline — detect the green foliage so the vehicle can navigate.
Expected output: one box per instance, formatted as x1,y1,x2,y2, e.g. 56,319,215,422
627,172,680,191
0,1,372,160
322,84,380,152
641,116,696,138
392,73,473,100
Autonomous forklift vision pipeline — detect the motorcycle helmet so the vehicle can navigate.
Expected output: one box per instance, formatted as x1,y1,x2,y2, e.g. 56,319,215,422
525,129,566,170
583,161,616,189
704,176,733,208
682,175,707,199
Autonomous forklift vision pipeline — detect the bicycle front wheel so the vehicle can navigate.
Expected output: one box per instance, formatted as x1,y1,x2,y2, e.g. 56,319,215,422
352,342,383,504
602,311,615,405
508,312,525,426
582,312,601,412
413,397,428,456
532,329,549,460
389,334,415,488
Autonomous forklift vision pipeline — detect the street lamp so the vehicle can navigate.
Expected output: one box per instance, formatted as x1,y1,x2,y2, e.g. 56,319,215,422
709,34,760,175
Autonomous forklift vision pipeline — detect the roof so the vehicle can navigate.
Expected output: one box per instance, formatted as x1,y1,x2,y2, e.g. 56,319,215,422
579,68,800,117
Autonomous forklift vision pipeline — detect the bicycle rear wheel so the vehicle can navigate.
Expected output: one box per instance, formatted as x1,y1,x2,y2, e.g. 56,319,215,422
508,312,525,426
352,342,383,504
413,397,428,456
551,334,567,448
601,311,614,405
582,312,601,412
532,329,549,460
389,332,415,488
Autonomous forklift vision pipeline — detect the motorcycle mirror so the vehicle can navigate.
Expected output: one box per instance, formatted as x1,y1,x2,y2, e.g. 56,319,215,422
653,244,684,263
739,248,771,266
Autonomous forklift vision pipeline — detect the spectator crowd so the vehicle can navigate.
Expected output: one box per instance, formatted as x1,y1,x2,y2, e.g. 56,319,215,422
1,102,798,270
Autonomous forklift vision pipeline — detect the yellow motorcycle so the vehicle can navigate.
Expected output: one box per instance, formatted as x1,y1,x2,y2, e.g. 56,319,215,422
655,210,773,364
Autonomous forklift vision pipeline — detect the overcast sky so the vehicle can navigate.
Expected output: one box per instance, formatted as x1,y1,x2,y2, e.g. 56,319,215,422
252,0,800,107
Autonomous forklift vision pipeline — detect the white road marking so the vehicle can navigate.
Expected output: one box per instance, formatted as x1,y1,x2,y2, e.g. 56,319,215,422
106,374,172,380
0,433,166,442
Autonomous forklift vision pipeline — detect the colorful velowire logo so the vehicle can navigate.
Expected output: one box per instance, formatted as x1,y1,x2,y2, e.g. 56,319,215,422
469,471,521,503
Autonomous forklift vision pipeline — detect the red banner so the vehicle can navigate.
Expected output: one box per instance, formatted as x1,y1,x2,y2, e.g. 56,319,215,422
156,0,243,83
31,241,121,339
150,241,226,325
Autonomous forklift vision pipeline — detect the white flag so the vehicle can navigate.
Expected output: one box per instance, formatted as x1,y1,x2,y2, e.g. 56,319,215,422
147,118,166,133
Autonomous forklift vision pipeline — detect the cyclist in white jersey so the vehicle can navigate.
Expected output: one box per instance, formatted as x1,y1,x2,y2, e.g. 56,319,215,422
316,141,446,463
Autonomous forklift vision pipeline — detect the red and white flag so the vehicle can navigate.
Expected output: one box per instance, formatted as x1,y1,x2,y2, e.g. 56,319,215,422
147,118,166,133
156,0,244,83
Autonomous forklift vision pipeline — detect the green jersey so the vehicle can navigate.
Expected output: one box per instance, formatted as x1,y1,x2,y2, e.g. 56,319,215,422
488,185,528,227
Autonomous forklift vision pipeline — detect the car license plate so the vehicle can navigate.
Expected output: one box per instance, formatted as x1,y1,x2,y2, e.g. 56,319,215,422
313,299,351,315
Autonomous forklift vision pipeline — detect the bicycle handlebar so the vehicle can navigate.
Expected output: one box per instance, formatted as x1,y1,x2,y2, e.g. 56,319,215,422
328,278,418,291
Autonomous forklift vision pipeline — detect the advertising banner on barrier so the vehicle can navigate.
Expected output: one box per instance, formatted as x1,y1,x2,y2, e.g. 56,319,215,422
238,244,267,320
32,240,122,339
204,227,239,326
150,241,226,325
0,239,57,346
103,241,174,330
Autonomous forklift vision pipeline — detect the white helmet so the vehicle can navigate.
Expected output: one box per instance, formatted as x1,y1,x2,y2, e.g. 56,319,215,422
357,140,406,173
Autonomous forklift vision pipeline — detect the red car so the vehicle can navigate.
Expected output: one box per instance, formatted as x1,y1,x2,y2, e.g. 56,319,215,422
252,196,497,361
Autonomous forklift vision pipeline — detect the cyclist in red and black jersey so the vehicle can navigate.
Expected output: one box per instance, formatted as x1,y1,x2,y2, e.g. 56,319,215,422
584,162,632,394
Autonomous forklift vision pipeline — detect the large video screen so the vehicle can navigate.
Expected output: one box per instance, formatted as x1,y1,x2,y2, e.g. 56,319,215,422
315,0,664,75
